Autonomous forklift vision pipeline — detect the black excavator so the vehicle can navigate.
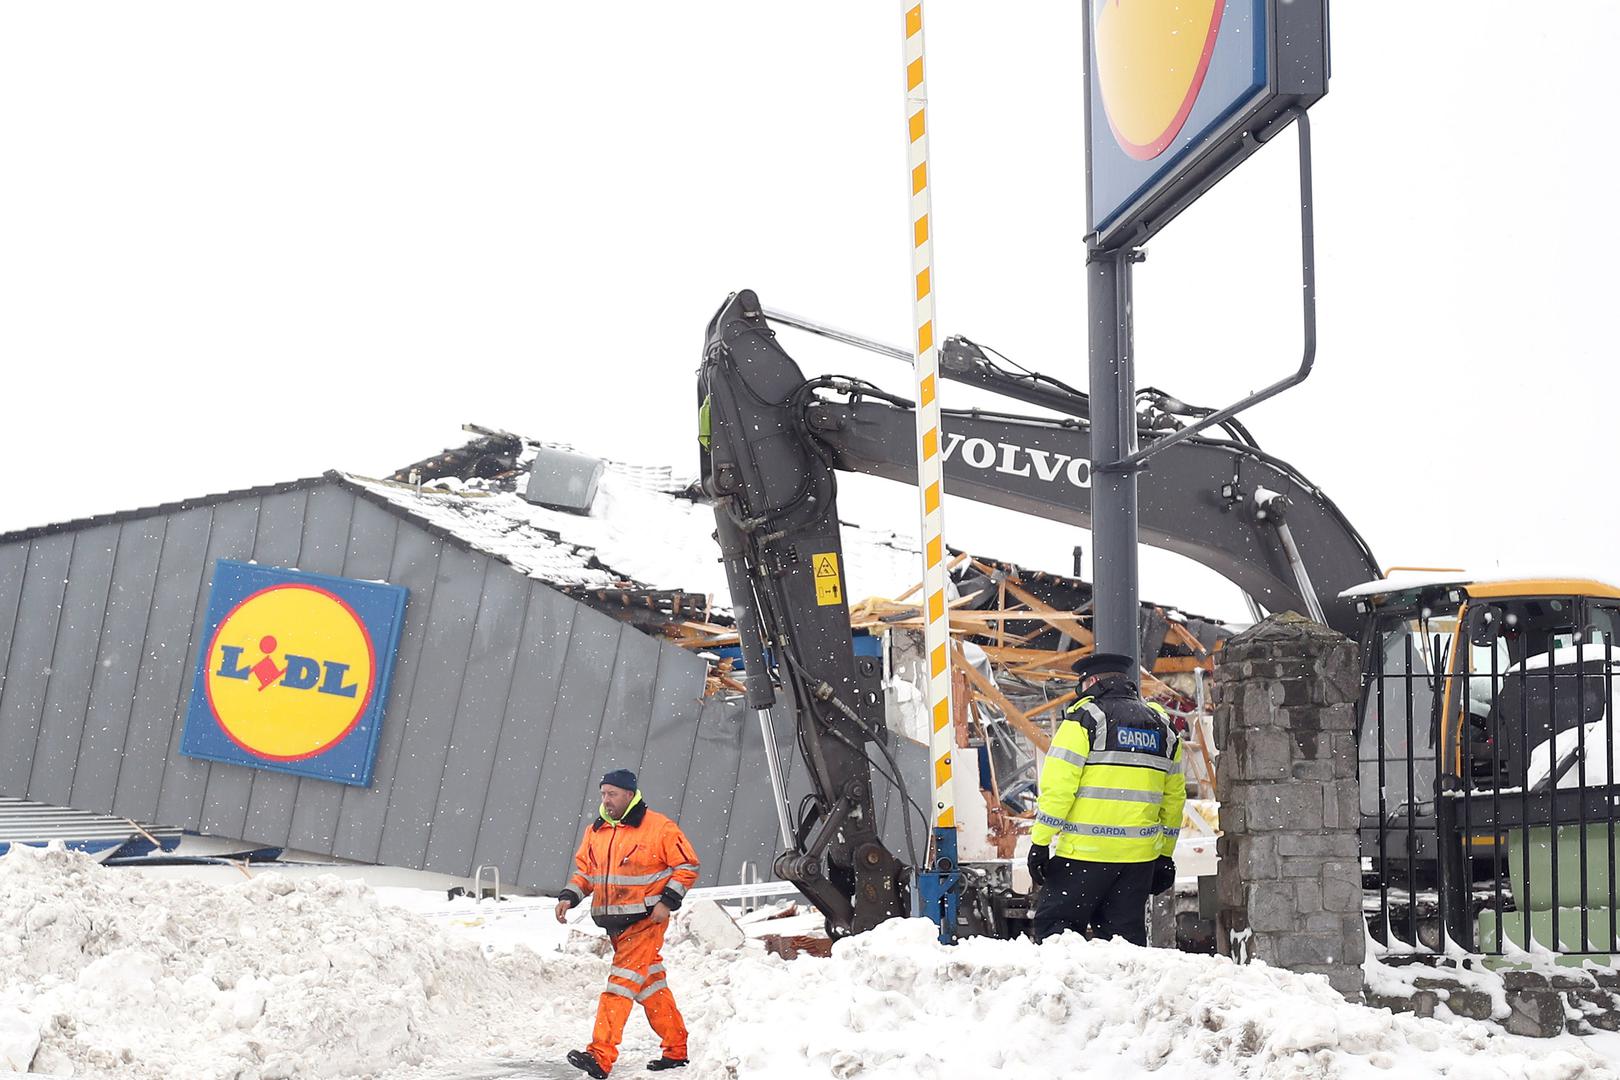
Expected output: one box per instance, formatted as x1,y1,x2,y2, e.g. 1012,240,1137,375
699,288,1620,954
697,288,1386,938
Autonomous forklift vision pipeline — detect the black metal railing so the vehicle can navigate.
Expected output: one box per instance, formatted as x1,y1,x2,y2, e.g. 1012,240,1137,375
1361,599,1620,957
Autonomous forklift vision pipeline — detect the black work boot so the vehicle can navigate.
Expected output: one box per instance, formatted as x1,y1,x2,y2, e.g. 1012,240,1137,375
566,1049,609,1079
647,1058,688,1071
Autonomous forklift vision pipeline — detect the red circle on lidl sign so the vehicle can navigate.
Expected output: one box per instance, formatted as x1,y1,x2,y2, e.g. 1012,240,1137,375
203,583,377,762
1094,0,1226,161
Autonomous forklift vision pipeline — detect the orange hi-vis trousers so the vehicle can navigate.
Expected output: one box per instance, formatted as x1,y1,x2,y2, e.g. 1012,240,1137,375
588,916,688,1072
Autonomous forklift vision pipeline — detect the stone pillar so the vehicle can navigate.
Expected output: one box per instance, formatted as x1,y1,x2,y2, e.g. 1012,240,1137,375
1214,611,1364,999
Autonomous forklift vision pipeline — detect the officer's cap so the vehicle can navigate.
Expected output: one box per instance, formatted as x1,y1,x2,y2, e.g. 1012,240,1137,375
1071,651,1137,681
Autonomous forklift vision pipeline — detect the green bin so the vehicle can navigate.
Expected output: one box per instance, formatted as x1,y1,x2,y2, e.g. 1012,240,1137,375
1476,823,1620,956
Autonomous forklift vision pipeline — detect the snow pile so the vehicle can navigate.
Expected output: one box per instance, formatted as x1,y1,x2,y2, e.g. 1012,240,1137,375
0,845,601,1079
681,918,1620,1080
8,848,1620,1079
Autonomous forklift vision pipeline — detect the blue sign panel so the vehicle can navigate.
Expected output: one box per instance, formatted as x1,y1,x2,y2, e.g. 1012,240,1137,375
1082,0,1327,250
180,560,407,786
1088,0,1268,239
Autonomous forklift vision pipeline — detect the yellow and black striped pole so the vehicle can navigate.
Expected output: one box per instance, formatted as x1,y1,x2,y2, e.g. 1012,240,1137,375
903,0,960,939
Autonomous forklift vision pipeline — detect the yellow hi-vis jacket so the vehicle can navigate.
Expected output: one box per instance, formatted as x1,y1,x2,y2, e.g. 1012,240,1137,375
1031,687,1186,863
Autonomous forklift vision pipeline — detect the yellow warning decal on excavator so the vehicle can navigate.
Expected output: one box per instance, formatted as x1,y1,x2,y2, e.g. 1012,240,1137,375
812,552,843,607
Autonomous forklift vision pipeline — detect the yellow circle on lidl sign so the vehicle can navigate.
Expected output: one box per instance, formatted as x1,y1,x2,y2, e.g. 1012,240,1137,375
1094,0,1225,161
203,583,376,761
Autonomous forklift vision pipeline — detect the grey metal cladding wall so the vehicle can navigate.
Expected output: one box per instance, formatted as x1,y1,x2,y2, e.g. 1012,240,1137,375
673,696,746,890
285,484,366,853
111,505,214,819
27,523,120,809
69,517,165,814
152,497,261,830
576,628,661,835
332,511,442,864
377,543,490,870
514,606,625,889
635,648,703,848
463,586,575,877
714,700,796,886
0,479,761,892
0,533,74,797
420,565,532,876
232,488,312,846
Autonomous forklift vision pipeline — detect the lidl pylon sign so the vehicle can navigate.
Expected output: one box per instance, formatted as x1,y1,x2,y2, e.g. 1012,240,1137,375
1085,0,1328,249
181,561,407,785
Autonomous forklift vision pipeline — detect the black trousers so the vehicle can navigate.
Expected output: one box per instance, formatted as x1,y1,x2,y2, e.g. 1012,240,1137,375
1032,857,1154,945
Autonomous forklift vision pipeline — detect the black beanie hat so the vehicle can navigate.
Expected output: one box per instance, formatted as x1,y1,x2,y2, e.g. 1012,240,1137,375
601,768,638,792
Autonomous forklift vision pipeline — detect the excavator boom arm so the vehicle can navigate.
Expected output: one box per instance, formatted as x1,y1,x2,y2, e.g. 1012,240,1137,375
698,289,1380,934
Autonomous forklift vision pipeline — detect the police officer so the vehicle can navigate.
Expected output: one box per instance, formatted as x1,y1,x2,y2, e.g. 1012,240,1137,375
1027,652,1184,944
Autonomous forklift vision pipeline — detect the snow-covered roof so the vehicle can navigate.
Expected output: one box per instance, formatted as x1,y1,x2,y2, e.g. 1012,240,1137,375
1338,572,1472,600
1339,572,1620,601
350,438,923,614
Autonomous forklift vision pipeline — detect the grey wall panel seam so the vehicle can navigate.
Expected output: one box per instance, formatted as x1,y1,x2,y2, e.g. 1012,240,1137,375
710,696,753,885
671,684,708,825
511,596,578,882
105,519,169,810
198,497,263,836
334,510,410,857
333,505,402,850
638,645,667,783
288,487,356,852
242,490,306,834
627,642,659,783
565,623,629,852
75,519,165,811
20,533,78,799
363,535,444,864
361,537,443,867
414,556,492,865
52,522,126,801
0,540,33,734
151,507,217,814
464,573,535,872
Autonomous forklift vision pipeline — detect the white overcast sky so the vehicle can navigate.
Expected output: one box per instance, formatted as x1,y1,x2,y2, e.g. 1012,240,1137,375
3,2,1617,623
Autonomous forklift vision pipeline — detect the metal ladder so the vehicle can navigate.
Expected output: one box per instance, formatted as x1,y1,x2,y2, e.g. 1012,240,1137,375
472,863,501,902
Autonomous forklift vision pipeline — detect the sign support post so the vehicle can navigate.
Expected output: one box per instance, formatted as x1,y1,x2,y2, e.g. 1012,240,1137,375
1086,247,1142,665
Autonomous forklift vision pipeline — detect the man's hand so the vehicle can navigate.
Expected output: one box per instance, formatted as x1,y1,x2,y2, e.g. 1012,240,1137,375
648,900,671,924
1027,844,1050,888
555,898,573,924
1150,856,1177,896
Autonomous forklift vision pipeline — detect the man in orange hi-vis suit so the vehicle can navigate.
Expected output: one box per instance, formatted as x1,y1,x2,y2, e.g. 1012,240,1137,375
556,768,700,1078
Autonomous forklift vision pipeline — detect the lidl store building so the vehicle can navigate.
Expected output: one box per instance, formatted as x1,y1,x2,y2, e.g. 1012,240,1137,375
0,433,922,892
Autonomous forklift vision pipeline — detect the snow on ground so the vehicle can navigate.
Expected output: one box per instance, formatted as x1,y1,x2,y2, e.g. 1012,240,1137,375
2,847,1619,1079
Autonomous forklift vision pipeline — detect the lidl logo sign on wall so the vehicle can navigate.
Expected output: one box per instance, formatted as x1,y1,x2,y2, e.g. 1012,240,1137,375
1084,0,1328,248
181,561,407,785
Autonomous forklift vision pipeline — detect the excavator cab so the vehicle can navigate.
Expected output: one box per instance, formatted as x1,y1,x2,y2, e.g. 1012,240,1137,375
1350,577,1620,952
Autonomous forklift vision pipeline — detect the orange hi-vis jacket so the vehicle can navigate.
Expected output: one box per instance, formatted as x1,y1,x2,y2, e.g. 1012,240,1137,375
558,793,701,934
